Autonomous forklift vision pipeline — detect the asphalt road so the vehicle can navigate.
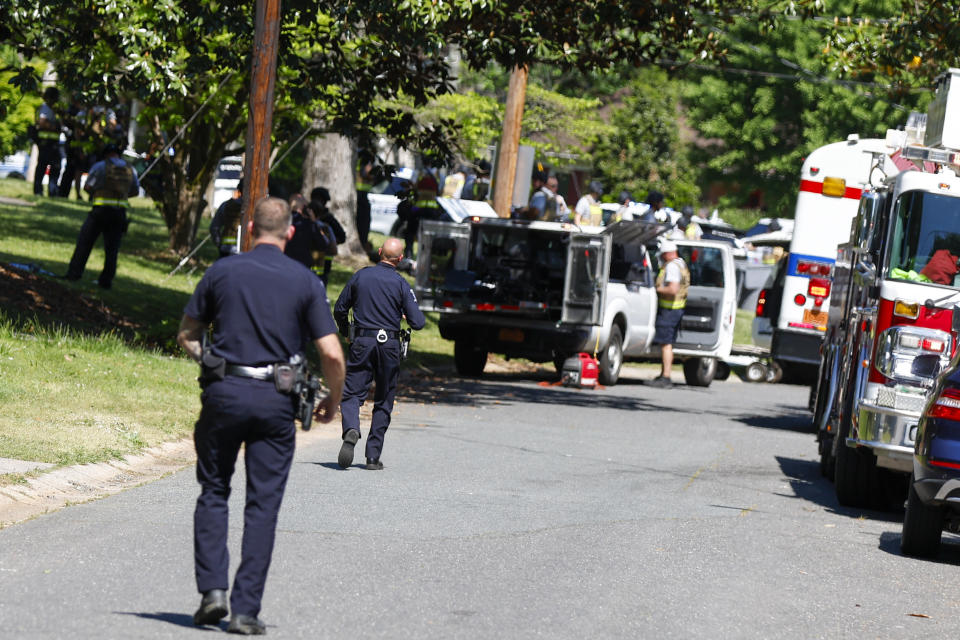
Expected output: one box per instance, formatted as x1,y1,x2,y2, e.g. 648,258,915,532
1,367,958,639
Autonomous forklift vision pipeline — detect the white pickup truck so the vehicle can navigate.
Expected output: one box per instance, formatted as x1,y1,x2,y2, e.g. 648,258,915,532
414,217,737,386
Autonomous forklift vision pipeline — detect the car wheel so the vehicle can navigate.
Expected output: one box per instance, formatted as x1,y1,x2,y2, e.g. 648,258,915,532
454,339,487,377
598,325,623,386
744,361,767,383
683,357,716,387
901,478,943,557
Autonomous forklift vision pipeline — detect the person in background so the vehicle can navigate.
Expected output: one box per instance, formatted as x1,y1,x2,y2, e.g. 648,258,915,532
640,190,667,223
286,193,338,284
64,143,140,289
308,187,346,282
58,97,89,200
611,190,634,224
33,87,62,197
574,180,604,226
210,181,244,259
528,170,559,221
648,239,690,389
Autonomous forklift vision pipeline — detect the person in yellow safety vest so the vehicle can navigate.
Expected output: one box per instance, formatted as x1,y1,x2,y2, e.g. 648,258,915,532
648,239,690,389
573,180,604,226
210,181,245,259
442,165,467,198
63,143,140,289
33,87,62,197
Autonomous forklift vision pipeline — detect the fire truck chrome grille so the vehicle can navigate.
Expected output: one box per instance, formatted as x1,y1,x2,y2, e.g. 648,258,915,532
875,386,927,413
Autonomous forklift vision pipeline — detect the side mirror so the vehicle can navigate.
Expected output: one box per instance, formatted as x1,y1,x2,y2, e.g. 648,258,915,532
853,258,877,287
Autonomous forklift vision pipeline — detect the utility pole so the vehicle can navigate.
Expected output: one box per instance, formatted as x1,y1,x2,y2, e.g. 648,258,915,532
492,65,529,218
240,0,281,251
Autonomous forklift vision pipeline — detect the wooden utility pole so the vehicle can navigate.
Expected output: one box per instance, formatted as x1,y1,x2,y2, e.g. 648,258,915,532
492,65,529,218
240,0,282,251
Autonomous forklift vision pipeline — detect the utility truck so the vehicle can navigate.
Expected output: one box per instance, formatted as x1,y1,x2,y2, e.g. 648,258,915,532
414,217,736,386
814,68,960,508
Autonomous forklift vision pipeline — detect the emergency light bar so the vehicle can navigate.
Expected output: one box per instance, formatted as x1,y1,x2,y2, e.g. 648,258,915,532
901,145,960,166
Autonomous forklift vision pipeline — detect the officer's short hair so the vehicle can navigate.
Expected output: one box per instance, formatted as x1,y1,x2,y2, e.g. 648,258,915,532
42,87,59,103
252,197,291,239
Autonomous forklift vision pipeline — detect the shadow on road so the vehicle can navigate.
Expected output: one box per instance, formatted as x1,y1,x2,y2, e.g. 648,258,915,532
877,530,960,565
733,409,813,433
398,370,709,414
774,455,904,523
114,611,223,631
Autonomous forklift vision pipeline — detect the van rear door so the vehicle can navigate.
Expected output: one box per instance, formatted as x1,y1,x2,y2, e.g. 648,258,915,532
562,233,611,325
414,219,471,312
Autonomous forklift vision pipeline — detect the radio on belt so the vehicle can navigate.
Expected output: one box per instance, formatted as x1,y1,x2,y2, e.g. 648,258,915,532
561,353,599,388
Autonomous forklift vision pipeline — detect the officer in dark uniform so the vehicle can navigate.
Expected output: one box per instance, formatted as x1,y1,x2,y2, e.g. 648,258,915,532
64,143,139,289
177,197,345,635
334,237,426,470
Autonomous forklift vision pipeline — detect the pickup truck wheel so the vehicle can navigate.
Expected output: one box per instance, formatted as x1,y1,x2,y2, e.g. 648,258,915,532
901,478,943,557
454,339,487,377
683,357,716,387
765,361,783,384
598,325,623,386
744,361,767,383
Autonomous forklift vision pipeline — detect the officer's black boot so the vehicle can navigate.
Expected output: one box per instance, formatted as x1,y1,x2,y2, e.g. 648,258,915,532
227,614,266,635
193,588,228,626
338,430,360,469
365,458,384,471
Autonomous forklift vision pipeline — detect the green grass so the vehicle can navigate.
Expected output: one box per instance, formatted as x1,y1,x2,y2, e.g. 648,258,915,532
0,179,452,474
734,308,756,346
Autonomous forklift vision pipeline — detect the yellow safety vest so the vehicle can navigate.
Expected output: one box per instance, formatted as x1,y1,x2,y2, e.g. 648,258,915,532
656,258,690,310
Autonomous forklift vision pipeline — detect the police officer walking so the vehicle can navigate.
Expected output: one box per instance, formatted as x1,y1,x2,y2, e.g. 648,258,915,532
177,197,345,635
334,237,425,470
64,143,139,289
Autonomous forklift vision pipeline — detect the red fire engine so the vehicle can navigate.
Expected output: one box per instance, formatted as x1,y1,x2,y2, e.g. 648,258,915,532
814,68,960,508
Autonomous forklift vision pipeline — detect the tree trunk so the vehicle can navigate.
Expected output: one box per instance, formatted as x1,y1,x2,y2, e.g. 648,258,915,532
302,133,363,255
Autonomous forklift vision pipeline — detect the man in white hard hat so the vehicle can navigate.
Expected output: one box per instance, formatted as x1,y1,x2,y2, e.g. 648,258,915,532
649,239,690,388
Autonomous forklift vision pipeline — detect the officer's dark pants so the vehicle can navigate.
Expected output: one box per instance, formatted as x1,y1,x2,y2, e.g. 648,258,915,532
193,377,297,618
33,142,61,196
58,147,86,199
341,337,401,462
66,206,126,288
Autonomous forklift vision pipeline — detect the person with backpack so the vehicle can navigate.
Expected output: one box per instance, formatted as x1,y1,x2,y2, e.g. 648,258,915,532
64,143,139,289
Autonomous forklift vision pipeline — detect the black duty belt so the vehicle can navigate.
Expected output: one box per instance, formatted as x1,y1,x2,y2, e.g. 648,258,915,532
355,328,400,342
225,364,275,380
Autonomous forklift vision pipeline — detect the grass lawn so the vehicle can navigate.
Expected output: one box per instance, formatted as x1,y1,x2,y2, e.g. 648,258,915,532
0,179,452,483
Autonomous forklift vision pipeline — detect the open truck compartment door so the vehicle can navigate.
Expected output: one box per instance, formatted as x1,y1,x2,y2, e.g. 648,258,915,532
674,242,733,351
414,219,471,312
562,233,611,325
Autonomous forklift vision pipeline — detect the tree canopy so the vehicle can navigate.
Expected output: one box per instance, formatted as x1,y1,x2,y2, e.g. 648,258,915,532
0,0,815,250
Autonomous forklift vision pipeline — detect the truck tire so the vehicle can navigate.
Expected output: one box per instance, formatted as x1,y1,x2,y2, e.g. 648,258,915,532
744,361,767,383
833,376,883,508
683,357,716,387
901,479,943,558
454,339,487,377
598,325,623,386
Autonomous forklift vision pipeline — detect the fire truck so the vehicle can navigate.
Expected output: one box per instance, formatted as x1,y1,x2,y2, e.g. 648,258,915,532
814,68,960,508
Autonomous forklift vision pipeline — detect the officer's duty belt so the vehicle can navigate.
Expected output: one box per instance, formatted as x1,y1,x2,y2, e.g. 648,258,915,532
225,364,275,380
355,328,400,341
